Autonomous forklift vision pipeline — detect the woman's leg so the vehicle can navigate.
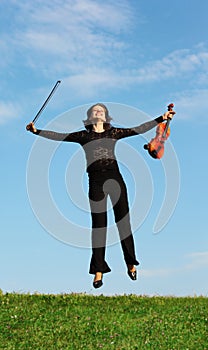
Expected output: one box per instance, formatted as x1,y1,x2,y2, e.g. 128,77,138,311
109,173,139,267
88,176,111,275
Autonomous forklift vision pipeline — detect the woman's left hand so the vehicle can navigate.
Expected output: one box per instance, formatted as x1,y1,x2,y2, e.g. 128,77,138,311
163,110,176,120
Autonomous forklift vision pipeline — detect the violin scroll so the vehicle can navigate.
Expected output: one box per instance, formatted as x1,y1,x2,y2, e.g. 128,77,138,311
168,103,174,111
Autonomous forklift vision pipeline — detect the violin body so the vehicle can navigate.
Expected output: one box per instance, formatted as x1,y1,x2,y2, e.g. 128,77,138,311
144,103,174,159
144,122,170,159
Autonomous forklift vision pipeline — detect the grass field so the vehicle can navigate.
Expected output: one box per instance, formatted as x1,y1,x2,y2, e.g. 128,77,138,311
0,291,207,349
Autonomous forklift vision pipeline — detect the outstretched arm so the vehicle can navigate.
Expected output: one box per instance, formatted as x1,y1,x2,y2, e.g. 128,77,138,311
26,122,83,143
26,122,71,141
134,109,175,133
133,116,164,134
113,110,175,139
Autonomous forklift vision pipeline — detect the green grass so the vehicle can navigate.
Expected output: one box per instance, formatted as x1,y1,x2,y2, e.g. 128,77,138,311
0,292,207,349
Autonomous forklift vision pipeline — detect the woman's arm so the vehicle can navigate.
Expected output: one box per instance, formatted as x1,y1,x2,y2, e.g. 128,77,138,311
26,122,83,143
133,116,164,134
113,110,175,139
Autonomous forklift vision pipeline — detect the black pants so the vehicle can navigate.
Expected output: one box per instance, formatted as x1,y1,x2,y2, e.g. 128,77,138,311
88,170,139,274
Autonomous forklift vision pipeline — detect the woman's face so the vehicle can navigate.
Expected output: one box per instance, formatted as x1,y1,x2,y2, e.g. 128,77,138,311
89,105,106,123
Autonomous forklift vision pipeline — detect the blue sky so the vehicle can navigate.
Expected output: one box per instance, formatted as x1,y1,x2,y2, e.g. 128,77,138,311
1,0,208,296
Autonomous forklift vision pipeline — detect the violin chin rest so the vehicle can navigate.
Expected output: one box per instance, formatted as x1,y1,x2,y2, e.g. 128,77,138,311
150,150,159,159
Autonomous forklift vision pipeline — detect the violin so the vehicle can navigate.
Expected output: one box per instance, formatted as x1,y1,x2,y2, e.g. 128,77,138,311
144,103,175,159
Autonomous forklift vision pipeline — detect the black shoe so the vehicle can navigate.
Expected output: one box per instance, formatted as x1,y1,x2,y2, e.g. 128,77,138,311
93,280,103,289
127,269,137,281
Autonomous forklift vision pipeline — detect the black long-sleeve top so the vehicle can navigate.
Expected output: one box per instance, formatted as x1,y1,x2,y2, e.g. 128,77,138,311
33,116,163,173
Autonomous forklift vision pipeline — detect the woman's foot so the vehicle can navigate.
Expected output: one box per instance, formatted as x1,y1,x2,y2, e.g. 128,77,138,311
127,265,137,281
93,272,103,289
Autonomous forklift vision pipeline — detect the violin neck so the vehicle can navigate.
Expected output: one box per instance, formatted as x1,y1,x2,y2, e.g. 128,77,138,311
162,118,171,138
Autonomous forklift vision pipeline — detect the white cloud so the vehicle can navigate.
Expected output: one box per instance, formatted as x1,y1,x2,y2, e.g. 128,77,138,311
2,1,208,88
140,251,208,279
173,89,208,121
60,47,208,101
63,68,131,98
140,268,173,278
185,251,208,270
1,0,208,122
134,49,208,84
6,0,133,74
0,101,21,125
61,46,208,98
33,0,133,34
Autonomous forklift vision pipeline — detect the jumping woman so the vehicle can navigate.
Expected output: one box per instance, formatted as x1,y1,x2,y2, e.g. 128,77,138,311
27,103,174,289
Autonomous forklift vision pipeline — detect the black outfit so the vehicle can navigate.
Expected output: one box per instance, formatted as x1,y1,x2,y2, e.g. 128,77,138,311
33,116,164,274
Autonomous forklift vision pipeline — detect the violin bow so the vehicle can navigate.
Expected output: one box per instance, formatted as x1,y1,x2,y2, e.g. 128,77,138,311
32,80,61,125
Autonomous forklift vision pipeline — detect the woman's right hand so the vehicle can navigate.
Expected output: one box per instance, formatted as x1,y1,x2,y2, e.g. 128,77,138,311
26,122,37,133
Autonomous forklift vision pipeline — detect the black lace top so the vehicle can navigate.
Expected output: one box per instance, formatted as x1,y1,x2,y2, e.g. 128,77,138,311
34,116,163,173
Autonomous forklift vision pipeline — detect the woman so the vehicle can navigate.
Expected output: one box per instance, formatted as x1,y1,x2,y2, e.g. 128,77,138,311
27,103,174,289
